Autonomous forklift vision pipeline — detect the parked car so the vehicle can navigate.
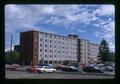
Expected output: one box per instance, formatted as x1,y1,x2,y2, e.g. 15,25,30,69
36,64,54,67
104,66,114,72
62,65,78,72
36,66,56,73
97,64,114,72
83,66,104,73
5,64,20,71
26,67,36,73
55,64,68,70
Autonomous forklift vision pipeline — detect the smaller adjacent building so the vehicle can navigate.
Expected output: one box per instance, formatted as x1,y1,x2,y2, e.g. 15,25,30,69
14,45,21,53
89,43,99,63
80,39,90,64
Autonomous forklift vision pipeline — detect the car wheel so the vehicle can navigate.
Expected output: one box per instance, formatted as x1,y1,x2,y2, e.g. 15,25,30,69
29,70,31,73
53,70,55,73
37,70,41,73
43,70,46,73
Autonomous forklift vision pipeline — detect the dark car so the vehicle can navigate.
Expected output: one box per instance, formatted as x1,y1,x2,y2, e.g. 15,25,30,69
104,66,114,72
62,65,78,72
83,66,104,73
55,65,68,70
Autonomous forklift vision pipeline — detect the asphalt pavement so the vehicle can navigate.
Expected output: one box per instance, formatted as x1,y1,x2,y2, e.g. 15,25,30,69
5,70,115,79
5,66,115,79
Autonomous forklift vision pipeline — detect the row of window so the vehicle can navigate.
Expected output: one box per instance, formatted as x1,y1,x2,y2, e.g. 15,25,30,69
43,33,77,41
40,44,77,50
41,55,77,58
40,39,77,45
81,52,89,55
81,56,90,59
40,49,77,54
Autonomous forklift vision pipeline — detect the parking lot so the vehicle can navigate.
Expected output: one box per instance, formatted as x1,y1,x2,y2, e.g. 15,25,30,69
5,70,115,79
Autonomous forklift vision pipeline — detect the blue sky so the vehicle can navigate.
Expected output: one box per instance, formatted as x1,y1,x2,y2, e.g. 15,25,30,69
5,4,115,52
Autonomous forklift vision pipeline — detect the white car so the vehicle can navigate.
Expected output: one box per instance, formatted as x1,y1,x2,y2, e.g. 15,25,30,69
36,66,56,73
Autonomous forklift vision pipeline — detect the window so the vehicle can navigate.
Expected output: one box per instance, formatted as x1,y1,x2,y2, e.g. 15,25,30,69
58,51,60,53
58,37,60,39
54,46,56,48
54,55,56,57
40,44,42,47
50,45,52,47
40,49,42,52
50,55,52,58
50,40,52,43
50,34,52,38
45,39,47,42
45,34,47,37
62,37,64,40
45,49,47,52
40,39,42,41
54,35,56,38
45,44,47,47
50,50,52,52
45,55,47,57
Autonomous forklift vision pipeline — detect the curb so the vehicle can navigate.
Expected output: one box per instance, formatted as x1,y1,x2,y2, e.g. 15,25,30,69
57,71,115,76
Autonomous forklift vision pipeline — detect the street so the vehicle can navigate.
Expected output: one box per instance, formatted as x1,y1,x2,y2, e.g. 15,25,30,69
5,70,114,79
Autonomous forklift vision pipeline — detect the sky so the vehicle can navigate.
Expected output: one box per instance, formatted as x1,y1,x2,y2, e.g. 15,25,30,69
5,4,115,52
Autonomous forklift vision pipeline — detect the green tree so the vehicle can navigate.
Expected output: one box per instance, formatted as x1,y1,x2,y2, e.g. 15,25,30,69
5,50,20,64
109,52,115,62
5,52,11,64
97,38,110,63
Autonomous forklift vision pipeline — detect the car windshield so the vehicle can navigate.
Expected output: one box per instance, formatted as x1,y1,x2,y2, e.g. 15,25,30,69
37,66,44,68
94,66,99,69
44,66,53,69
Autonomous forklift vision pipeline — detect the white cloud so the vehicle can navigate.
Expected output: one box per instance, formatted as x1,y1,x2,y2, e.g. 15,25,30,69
94,20,115,52
5,4,115,52
78,29,86,33
42,5,55,14
5,44,15,52
109,42,115,52
94,5,115,16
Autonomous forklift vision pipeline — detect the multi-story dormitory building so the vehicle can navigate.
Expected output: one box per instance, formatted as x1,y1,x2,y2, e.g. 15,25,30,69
14,30,99,65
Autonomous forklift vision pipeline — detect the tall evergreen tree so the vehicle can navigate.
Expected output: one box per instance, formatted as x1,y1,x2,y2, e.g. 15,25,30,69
97,38,110,63
109,52,115,62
